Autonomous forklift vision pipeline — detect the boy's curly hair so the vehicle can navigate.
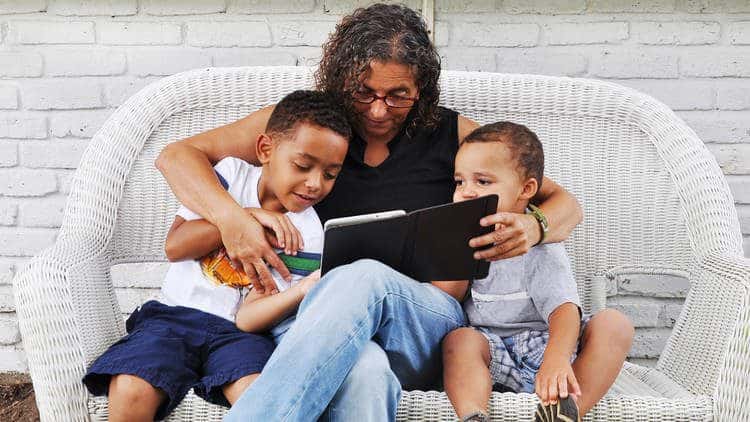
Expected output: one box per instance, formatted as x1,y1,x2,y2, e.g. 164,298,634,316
315,3,441,135
461,122,545,190
266,90,352,141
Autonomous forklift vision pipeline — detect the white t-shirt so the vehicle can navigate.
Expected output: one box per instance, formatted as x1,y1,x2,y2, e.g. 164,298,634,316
159,157,324,322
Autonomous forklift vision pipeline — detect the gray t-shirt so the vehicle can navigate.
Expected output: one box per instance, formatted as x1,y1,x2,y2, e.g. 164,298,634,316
464,242,580,337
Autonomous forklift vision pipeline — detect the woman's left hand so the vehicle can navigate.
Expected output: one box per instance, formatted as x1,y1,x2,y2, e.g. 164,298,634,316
469,212,541,261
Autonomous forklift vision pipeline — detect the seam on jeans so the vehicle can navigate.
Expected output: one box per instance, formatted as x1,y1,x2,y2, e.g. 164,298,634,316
279,291,464,421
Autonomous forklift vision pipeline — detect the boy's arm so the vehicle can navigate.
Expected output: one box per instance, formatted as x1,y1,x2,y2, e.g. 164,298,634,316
430,280,469,302
164,216,222,261
236,270,320,333
536,302,582,404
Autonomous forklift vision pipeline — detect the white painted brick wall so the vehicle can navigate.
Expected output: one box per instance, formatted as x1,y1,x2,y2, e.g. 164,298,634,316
19,138,89,169
0,0,748,373
545,22,628,45
0,84,18,109
592,50,680,78
99,22,183,45
186,21,272,47
632,21,721,45
681,49,750,77
45,50,128,77
47,0,138,17
502,0,586,14
22,80,103,110
728,21,750,45
9,21,95,44
0,169,57,196
0,52,43,77
128,49,212,76
453,23,540,47
0,141,18,167
229,0,317,14
141,0,226,16
0,227,57,255
0,115,47,139
0,202,17,225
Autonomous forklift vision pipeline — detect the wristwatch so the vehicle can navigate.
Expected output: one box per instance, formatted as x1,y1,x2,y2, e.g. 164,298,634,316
527,204,549,246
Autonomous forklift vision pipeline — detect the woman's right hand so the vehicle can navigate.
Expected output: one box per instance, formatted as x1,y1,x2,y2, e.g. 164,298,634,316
216,209,292,294
245,208,304,256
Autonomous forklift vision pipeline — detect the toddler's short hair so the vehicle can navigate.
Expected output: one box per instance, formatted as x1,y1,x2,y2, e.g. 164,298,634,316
266,90,352,141
461,121,544,190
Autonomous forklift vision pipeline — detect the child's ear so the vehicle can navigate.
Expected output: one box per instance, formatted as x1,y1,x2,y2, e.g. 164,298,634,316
519,177,538,200
256,133,273,164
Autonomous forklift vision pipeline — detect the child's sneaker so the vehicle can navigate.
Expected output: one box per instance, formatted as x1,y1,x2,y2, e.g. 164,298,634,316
461,411,490,422
534,396,580,422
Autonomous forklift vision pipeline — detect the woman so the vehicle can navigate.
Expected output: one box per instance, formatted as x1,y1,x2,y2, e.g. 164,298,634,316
156,4,633,421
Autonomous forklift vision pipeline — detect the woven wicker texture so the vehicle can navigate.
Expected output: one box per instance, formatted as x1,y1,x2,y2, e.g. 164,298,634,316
13,67,749,421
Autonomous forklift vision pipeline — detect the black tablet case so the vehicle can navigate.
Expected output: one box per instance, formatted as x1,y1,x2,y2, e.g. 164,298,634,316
321,195,498,281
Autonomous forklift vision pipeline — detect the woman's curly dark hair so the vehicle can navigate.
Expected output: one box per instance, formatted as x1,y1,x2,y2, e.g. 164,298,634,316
315,3,442,135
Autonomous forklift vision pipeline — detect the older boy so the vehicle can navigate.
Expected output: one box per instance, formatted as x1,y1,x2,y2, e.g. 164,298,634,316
82,90,351,421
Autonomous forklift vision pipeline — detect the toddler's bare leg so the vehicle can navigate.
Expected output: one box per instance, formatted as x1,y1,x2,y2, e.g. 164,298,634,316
442,327,493,419
571,309,634,415
108,374,166,422
223,373,261,405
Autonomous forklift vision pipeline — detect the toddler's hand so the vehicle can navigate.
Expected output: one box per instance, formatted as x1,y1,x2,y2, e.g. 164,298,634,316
297,270,321,296
535,355,581,406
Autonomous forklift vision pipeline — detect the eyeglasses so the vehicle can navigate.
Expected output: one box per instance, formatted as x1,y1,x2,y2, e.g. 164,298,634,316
351,91,418,108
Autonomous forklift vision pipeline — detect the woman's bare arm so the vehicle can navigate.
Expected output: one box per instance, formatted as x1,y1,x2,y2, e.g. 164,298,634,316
155,106,288,293
457,115,583,259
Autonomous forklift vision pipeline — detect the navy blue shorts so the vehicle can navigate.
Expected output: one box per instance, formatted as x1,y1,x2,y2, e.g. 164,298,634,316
83,300,275,420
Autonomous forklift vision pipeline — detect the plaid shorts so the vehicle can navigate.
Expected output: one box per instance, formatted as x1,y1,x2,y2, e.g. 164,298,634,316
475,314,590,393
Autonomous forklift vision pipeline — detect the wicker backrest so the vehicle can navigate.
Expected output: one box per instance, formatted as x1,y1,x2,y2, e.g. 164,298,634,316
439,72,740,304
59,67,741,363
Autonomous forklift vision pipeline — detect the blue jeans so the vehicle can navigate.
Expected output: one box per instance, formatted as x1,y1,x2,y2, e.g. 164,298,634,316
225,259,466,422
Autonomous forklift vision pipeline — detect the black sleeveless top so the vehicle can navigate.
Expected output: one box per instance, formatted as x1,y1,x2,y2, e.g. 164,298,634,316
314,107,459,223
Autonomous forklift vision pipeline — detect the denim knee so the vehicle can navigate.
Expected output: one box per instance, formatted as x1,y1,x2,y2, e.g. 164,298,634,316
348,343,398,388
334,342,400,408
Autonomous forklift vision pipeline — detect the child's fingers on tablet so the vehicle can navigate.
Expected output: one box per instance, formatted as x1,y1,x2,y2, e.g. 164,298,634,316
547,374,559,403
536,375,549,405
558,374,568,398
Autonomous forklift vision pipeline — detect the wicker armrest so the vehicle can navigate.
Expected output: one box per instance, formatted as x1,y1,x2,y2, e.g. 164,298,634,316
708,254,750,421
13,242,122,422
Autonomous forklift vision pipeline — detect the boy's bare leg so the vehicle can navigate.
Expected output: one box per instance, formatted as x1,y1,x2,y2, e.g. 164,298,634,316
443,327,493,419
108,374,166,422
223,373,260,405
571,309,634,415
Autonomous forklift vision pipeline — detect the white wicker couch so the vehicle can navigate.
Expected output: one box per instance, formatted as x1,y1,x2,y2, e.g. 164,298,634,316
13,66,749,421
